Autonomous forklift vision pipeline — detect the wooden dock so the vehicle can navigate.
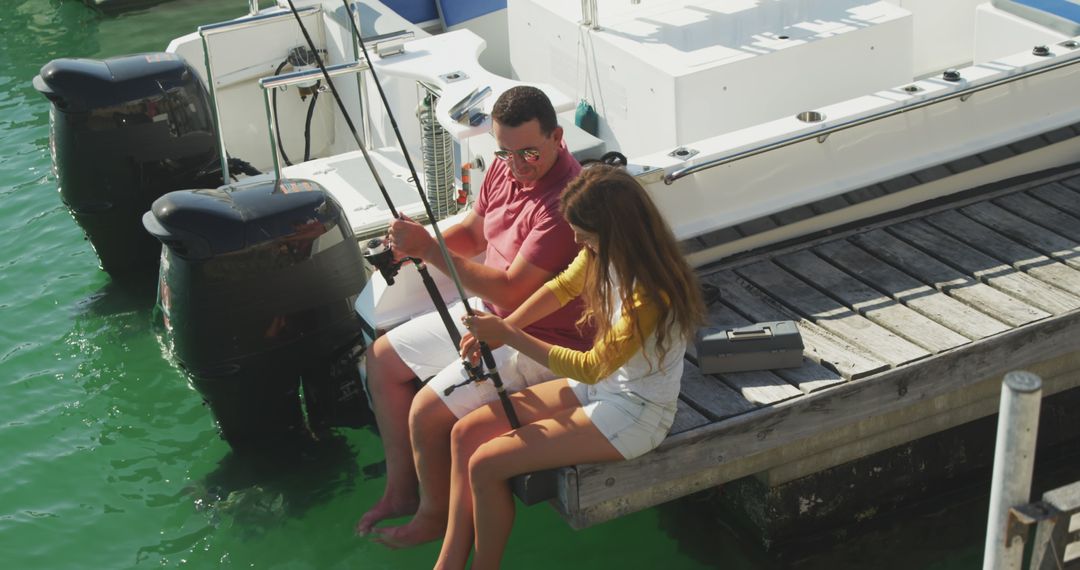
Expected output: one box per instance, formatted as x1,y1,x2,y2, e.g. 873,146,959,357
550,168,1080,529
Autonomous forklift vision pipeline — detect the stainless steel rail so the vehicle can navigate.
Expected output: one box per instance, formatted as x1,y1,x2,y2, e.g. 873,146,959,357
199,6,319,36
199,5,323,184
261,59,368,90
581,0,599,29
663,45,1080,185
344,0,415,149
260,60,371,181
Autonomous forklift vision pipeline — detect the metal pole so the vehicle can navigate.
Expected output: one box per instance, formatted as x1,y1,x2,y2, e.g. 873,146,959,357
983,371,1043,570
262,86,281,185
248,0,259,16
199,31,229,185
580,0,599,29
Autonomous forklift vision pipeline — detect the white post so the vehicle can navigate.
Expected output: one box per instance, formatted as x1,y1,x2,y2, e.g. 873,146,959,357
249,0,259,16
983,371,1042,570
580,0,600,30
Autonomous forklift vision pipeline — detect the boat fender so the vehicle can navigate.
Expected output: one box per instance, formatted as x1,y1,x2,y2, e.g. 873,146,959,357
575,99,599,136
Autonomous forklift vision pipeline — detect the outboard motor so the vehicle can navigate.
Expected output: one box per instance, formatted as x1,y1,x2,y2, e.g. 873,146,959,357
143,178,370,448
33,53,221,276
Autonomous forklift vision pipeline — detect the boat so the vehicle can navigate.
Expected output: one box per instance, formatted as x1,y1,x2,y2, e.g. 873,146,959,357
32,0,1080,463
81,0,177,16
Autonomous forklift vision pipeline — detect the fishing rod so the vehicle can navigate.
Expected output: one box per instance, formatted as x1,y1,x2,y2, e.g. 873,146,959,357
280,0,518,427
280,0,478,386
339,0,521,428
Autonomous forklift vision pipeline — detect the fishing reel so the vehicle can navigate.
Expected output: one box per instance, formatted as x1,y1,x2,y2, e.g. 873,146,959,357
363,237,404,285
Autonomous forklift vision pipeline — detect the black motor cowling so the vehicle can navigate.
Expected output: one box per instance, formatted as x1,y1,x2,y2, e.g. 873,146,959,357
33,53,221,276
143,178,370,448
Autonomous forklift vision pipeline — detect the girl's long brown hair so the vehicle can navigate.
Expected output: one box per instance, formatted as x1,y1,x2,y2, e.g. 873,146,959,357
561,165,705,367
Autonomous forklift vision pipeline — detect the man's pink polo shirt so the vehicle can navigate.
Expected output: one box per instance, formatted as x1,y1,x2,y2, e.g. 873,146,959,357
474,142,591,351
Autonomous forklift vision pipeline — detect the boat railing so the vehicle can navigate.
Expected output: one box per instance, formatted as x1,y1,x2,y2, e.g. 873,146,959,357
256,26,416,181
345,2,415,150
663,40,1080,186
259,59,371,181
199,5,323,184
580,0,599,30
199,5,319,36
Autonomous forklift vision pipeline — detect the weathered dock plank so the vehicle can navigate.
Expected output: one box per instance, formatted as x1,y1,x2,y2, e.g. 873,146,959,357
995,192,1080,242
960,201,1080,272
670,398,709,435
735,260,930,366
925,209,1080,299
553,169,1080,531
813,239,1009,340
887,219,1080,314
850,229,1049,327
705,271,889,380
774,249,970,353
773,361,845,395
679,361,757,421
1028,182,1080,218
560,304,1080,527
762,355,1080,486
715,369,804,407
1060,175,1080,192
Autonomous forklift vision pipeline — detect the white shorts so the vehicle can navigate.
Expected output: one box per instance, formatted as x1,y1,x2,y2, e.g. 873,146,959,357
570,381,677,460
386,298,557,419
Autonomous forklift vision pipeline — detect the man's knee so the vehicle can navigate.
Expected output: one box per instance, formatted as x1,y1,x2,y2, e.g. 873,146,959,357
366,336,412,388
410,388,457,445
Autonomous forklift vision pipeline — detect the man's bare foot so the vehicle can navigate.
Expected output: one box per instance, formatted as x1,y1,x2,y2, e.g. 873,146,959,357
370,513,447,549
355,496,419,536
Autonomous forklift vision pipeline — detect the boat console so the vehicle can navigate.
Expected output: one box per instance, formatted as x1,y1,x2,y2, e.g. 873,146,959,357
511,0,915,158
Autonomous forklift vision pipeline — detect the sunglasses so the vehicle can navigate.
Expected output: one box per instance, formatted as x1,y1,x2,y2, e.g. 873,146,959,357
493,148,542,163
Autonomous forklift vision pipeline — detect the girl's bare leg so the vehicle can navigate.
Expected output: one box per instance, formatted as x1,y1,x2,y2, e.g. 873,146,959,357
435,379,586,570
467,393,623,569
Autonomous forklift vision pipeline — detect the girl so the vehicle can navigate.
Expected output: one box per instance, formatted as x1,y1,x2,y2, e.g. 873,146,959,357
437,164,705,569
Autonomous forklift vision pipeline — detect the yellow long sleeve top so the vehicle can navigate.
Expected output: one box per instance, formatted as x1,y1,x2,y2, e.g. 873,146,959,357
544,249,663,384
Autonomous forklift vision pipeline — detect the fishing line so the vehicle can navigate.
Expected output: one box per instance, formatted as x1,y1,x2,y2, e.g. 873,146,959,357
281,0,477,385
340,0,520,427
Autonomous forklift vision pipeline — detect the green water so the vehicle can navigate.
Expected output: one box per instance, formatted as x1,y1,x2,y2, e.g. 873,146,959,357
0,2,1072,569
0,2,739,567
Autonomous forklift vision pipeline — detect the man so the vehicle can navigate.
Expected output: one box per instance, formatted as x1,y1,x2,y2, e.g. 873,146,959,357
356,86,589,546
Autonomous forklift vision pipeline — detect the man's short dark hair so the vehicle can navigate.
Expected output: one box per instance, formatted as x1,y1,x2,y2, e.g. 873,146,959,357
491,86,558,136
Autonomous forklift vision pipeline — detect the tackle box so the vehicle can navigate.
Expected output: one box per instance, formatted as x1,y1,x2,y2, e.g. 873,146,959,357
695,321,804,374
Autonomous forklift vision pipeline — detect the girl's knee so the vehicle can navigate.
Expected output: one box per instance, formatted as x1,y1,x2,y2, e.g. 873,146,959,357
449,411,500,460
467,440,512,488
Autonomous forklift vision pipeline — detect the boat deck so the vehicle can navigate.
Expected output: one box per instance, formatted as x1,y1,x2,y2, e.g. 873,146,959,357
550,167,1080,528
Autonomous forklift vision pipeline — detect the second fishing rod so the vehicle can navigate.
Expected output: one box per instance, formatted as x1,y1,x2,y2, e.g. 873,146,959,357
282,0,521,428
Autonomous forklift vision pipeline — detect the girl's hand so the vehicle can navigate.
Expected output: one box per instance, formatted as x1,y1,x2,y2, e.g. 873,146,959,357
459,331,481,365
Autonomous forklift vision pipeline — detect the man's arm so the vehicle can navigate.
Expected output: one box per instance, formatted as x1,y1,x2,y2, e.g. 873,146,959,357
434,210,486,259
389,211,548,309
422,246,552,311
